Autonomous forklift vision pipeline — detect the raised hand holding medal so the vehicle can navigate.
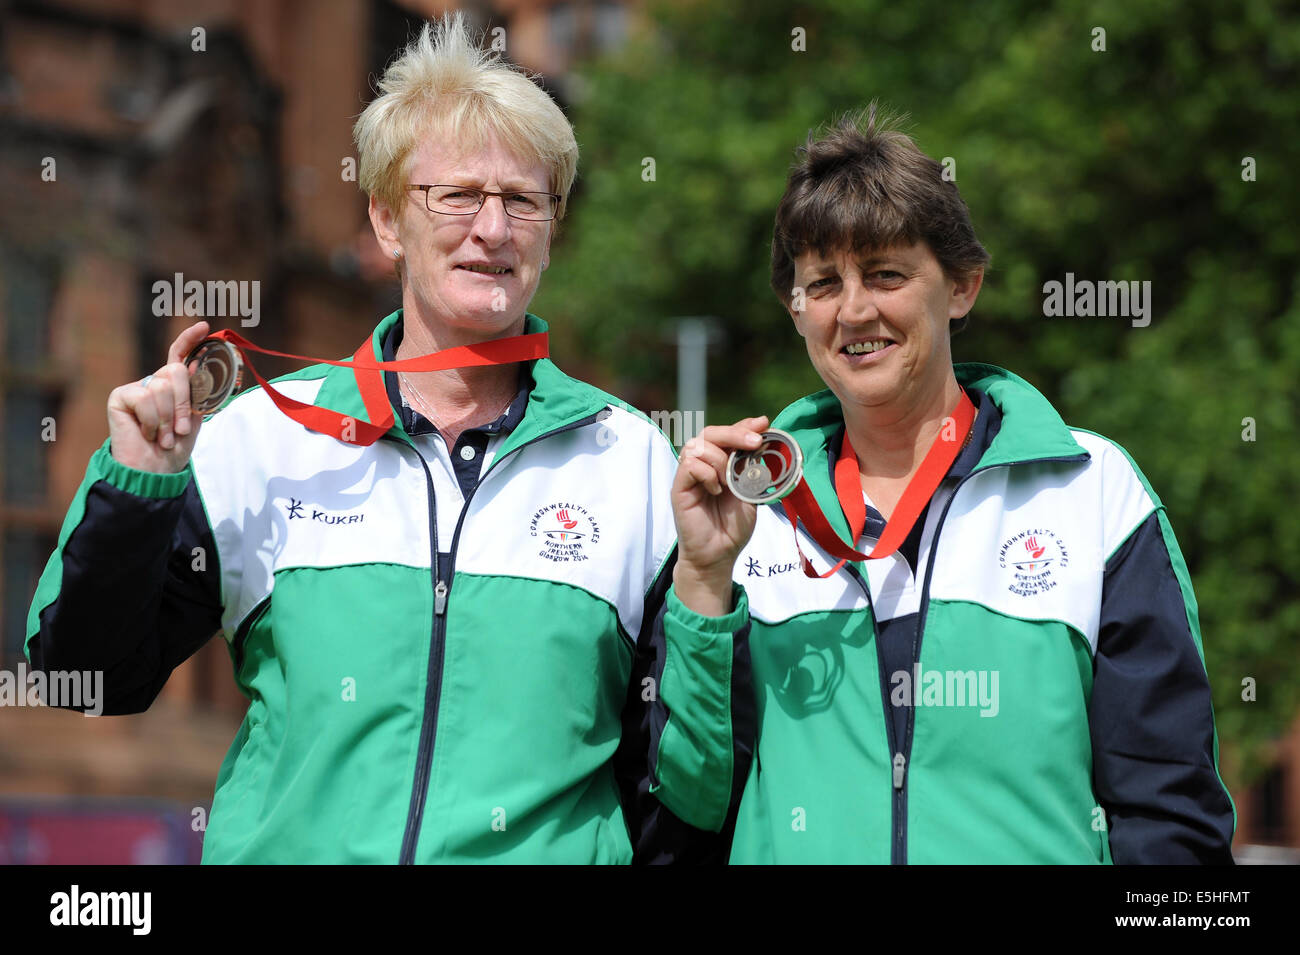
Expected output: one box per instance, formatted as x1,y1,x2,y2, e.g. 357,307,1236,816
107,320,213,475
107,319,548,475
672,415,770,617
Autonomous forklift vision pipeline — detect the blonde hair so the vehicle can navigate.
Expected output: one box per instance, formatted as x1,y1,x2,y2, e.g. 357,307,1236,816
353,13,579,221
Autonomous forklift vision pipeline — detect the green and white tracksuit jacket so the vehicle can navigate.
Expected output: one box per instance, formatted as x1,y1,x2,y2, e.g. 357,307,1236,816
657,362,1235,863
25,310,750,864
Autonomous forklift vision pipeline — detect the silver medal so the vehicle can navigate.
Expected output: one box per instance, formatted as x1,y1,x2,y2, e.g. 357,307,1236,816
735,459,774,499
726,429,803,504
185,338,242,413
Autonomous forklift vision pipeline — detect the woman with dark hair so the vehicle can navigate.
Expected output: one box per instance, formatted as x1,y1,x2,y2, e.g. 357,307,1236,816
664,105,1236,863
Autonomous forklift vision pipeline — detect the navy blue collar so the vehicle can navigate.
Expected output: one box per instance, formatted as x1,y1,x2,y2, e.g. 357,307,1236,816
381,316,532,438
951,385,1003,481
826,385,1004,554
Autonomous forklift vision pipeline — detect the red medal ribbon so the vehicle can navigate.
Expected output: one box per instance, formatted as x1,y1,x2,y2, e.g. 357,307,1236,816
780,389,977,578
207,328,548,447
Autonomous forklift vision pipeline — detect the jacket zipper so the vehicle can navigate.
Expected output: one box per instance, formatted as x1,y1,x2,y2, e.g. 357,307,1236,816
845,453,1088,865
395,409,608,864
397,440,441,864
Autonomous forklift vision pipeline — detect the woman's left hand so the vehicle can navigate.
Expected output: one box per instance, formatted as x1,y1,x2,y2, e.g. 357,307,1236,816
671,416,770,616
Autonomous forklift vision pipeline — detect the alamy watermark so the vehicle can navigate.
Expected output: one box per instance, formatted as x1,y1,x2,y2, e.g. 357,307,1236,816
151,272,260,327
596,402,705,448
890,664,1000,717
1,663,103,716
1042,273,1151,328
50,885,150,935
650,409,705,447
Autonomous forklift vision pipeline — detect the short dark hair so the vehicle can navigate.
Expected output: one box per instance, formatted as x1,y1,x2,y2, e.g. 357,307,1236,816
770,103,990,320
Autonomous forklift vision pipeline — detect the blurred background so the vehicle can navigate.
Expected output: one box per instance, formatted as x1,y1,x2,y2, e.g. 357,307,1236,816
0,0,1296,863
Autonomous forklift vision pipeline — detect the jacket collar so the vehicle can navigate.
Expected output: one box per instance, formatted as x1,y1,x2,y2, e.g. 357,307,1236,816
309,309,611,454
768,362,1089,542
380,314,532,439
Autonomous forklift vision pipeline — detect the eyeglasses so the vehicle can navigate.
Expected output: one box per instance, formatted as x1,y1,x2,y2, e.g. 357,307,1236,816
408,184,561,222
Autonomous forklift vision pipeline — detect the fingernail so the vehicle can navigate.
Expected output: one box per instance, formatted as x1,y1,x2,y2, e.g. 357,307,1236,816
161,432,174,449
746,432,761,445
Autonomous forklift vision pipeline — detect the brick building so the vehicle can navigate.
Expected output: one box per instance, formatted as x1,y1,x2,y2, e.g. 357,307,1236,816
0,0,635,863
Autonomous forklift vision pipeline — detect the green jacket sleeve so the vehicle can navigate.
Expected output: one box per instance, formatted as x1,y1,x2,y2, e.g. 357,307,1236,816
645,580,755,833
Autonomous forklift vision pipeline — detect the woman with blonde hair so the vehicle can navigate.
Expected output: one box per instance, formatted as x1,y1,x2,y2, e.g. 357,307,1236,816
26,14,749,864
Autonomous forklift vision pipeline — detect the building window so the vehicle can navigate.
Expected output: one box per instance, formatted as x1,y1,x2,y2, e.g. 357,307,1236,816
0,247,62,667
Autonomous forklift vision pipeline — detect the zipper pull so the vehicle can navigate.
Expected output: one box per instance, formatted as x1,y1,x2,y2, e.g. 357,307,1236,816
434,580,448,616
892,752,906,789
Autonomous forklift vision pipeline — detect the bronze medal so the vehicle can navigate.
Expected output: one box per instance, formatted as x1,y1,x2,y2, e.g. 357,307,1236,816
184,339,242,413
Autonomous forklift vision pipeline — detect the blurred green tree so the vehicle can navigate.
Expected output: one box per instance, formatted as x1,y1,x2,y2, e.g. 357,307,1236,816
533,0,1300,784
